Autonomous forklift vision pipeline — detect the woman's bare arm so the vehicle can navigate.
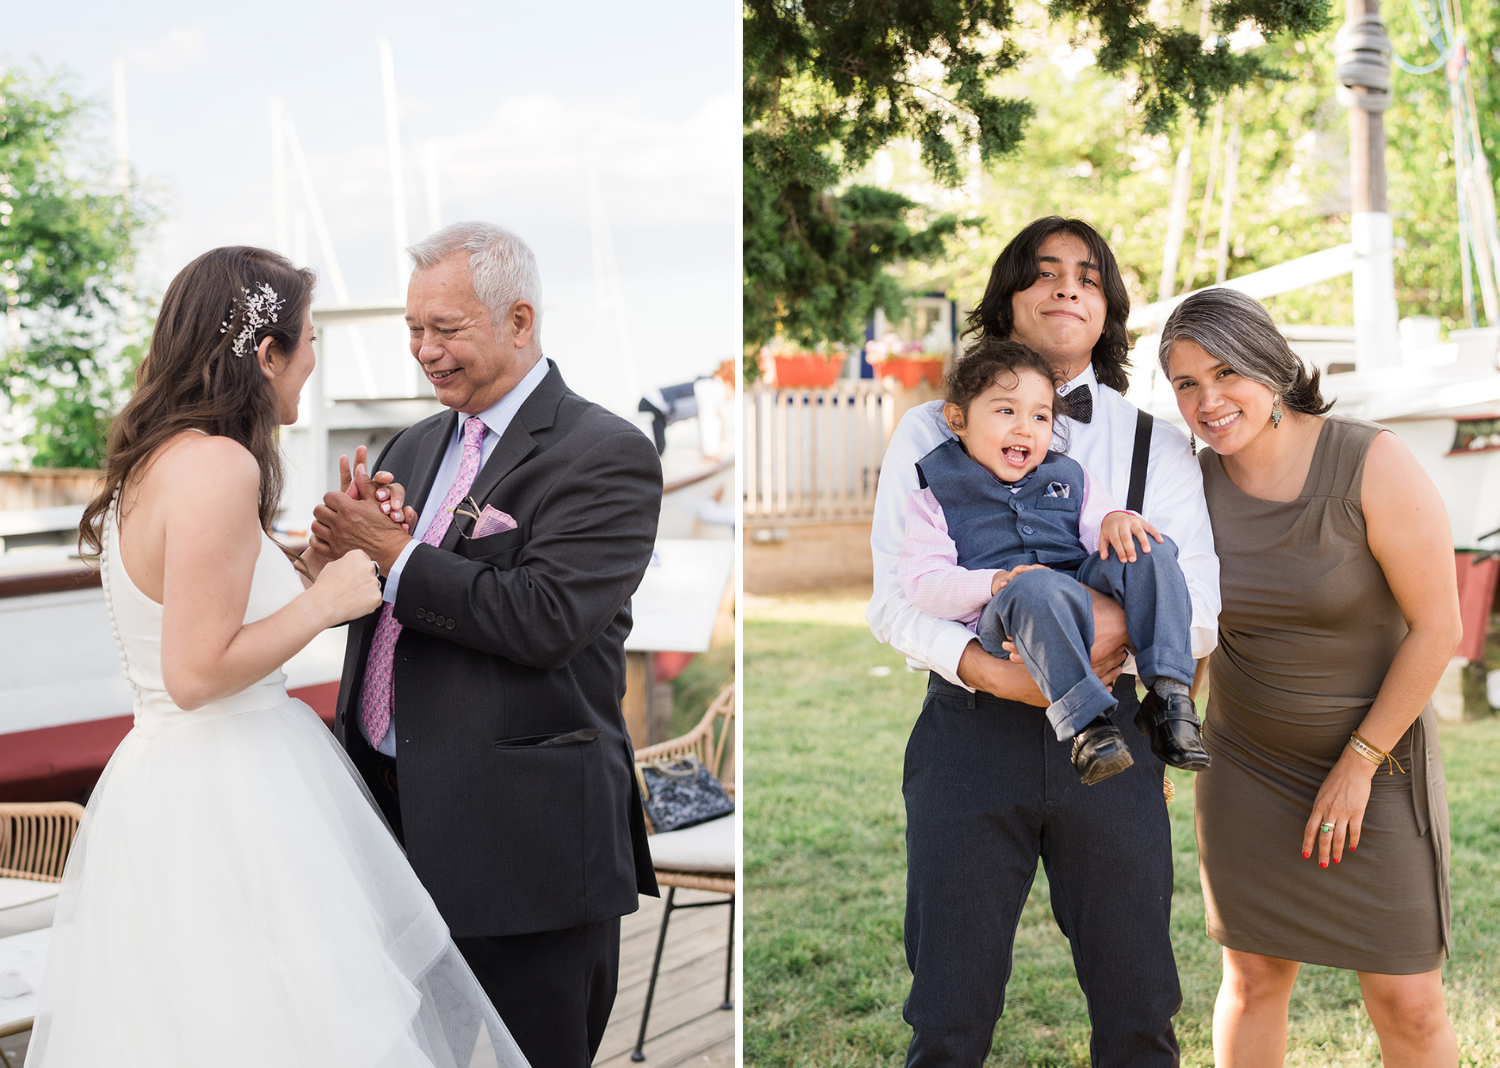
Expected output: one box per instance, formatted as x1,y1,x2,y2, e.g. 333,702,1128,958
153,435,381,710
1302,429,1463,866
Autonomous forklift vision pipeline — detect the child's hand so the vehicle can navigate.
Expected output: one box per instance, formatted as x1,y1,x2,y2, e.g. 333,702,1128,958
1100,511,1163,563
991,563,1050,596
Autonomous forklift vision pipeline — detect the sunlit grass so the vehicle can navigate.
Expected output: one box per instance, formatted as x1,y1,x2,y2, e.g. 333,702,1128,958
744,593,1500,1066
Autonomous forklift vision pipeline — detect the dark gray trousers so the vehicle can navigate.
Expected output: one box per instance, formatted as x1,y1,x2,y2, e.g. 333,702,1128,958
903,675,1182,1068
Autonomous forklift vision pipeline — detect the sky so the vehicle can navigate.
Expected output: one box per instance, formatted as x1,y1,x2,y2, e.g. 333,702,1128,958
2,0,739,412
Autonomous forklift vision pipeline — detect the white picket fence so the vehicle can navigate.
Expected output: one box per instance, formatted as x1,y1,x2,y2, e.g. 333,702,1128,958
743,381,897,523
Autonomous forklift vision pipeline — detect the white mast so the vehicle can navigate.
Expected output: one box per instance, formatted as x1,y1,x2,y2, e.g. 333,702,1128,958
284,114,379,398
112,59,138,337
586,126,641,414
378,38,409,296
270,97,290,256
111,59,130,196
425,140,443,235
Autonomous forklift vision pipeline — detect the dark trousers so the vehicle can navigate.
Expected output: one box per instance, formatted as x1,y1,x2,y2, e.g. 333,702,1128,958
903,675,1181,1068
456,920,622,1068
360,742,622,1068
976,536,1196,741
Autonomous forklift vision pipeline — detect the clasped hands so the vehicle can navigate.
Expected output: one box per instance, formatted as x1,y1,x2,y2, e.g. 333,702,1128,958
306,445,418,578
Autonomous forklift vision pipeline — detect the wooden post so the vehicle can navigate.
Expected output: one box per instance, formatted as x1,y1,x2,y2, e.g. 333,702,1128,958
1338,0,1401,369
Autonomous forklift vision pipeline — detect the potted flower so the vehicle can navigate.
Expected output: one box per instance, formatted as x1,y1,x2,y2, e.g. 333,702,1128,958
868,335,947,388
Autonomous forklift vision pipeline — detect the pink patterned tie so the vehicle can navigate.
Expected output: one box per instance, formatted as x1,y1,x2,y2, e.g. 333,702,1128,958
361,415,488,748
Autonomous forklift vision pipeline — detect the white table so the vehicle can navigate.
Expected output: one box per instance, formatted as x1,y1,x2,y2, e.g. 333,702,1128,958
0,926,49,1044
622,539,735,748
625,539,735,655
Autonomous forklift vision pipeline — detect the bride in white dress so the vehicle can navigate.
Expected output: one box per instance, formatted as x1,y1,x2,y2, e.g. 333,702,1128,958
25,247,529,1068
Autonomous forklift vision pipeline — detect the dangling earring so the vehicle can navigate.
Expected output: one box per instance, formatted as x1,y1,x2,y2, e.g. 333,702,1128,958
1271,395,1283,430
1189,433,1197,455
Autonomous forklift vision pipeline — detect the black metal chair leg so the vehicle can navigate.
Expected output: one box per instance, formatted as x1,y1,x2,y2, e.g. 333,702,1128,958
632,886,676,1062
720,894,735,1010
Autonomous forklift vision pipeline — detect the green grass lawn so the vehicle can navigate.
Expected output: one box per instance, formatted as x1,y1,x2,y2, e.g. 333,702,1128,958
744,593,1500,1067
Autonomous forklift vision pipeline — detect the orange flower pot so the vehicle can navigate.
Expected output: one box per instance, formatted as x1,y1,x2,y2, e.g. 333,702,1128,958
873,357,945,388
773,354,845,387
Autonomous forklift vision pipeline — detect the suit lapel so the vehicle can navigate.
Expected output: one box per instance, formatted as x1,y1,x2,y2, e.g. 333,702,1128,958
406,409,460,519
439,361,567,552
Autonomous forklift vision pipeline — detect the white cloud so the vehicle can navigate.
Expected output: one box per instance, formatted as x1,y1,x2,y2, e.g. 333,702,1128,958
127,28,206,73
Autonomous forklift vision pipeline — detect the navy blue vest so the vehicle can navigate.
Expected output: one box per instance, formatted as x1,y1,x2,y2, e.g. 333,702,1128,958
916,438,1089,573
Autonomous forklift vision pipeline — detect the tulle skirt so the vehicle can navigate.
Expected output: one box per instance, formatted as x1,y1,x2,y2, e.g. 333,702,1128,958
24,698,528,1068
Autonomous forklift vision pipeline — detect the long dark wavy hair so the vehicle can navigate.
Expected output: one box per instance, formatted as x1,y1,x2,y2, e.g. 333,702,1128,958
964,216,1133,394
79,247,316,563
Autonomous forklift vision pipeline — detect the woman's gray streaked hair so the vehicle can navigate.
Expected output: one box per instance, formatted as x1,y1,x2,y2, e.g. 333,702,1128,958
408,222,543,338
1157,287,1332,416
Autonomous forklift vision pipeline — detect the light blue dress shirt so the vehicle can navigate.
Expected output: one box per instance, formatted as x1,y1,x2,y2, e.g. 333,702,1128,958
363,355,551,755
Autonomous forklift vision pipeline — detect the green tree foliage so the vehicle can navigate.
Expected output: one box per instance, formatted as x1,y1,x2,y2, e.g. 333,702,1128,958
743,0,1332,369
888,2,1499,338
1384,0,1500,330
0,67,145,469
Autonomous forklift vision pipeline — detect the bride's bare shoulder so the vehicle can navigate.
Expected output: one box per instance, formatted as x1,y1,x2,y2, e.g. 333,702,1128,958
130,432,260,515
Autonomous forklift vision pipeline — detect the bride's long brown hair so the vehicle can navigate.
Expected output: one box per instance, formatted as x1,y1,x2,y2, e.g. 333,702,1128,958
80,246,316,561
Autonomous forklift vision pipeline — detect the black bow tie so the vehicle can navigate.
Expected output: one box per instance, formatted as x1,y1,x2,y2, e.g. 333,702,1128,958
1061,386,1093,424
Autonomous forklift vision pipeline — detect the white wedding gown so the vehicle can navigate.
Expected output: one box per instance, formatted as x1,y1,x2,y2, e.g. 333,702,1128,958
24,501,529,1068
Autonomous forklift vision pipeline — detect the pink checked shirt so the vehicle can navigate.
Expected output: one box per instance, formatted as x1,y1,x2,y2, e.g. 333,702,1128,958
898,462,1125,628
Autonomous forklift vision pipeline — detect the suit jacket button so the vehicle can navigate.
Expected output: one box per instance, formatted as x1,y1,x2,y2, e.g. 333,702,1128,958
446,619,455,629
425,610,436,622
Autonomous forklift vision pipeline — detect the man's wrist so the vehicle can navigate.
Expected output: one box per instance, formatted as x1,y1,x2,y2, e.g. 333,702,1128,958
374,533,413,577
957,640,1044,705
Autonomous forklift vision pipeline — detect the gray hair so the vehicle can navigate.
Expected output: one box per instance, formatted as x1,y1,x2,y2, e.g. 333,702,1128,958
408,221,543,338
1157,288,1331,416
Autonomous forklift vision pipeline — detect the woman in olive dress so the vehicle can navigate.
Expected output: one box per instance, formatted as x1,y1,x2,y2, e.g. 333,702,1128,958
1159,288,1460,1067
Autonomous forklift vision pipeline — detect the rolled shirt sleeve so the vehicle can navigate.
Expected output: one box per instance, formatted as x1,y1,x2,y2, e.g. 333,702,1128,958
897,487,999,625
1138,420,1220,660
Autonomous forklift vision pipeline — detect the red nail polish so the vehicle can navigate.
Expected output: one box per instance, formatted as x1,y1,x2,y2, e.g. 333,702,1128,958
1333,857,1340,863
1302,851,1309,858
1320,861,1328,868
1349,844,1355,850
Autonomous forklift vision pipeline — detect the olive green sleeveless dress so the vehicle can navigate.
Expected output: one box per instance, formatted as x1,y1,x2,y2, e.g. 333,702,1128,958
1195,415,1450,973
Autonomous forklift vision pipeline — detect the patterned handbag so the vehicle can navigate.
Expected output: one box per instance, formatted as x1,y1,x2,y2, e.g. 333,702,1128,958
634,755,735,833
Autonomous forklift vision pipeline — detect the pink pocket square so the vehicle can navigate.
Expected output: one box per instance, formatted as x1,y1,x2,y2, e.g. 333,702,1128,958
472,505,517,538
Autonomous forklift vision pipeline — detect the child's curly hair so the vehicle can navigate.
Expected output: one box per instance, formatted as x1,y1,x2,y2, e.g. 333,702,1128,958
945,337,1063,416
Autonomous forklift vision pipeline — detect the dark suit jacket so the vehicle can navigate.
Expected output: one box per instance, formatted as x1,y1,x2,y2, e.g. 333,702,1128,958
333,361,662,938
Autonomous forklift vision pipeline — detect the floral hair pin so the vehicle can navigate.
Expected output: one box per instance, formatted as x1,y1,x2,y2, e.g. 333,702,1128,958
220,282,285,357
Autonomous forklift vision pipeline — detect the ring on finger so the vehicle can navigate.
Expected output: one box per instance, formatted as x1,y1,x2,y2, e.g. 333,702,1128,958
1319,822,1335,834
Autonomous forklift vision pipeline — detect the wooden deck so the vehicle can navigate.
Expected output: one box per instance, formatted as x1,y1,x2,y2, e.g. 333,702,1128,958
595,890,736,1068
0,890,736,1068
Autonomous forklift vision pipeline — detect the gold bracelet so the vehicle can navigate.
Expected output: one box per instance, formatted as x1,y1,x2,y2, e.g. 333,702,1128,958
1349,731,1405,775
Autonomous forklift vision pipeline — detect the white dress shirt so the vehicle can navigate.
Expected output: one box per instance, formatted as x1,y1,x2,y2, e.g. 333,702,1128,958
865,363,1221,689
363,354,551,755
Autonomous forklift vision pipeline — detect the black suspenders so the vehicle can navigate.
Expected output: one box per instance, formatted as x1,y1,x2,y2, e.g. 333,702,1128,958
1127,408,1153,514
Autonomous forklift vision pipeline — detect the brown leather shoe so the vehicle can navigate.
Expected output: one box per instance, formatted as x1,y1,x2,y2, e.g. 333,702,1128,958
1135,692,1211,771
1071,722,1135,786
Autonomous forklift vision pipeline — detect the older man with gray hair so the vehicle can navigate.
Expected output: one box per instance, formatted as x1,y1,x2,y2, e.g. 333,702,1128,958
313,221,663,1067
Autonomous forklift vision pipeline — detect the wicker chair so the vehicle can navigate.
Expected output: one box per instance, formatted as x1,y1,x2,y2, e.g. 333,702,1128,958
629,683,735,1062
0,802,84,883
